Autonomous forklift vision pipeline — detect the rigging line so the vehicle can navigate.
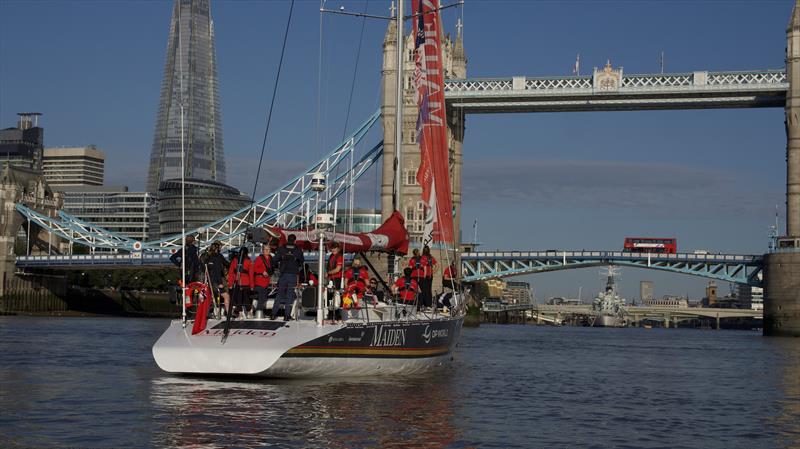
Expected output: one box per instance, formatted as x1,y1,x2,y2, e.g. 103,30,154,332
341,0,370,140
250,0,295,203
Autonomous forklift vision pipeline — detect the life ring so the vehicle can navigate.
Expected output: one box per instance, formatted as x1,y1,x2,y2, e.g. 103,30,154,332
183,282,210,308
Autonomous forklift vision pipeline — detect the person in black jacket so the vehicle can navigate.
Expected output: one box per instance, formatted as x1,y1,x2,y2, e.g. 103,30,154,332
201,241,230,313
170,235,200,284
271,234,304,320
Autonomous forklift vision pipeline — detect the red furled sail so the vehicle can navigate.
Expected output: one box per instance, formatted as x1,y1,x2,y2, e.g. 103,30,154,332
266,211,409,255
413,0,454,245
190,283,213,335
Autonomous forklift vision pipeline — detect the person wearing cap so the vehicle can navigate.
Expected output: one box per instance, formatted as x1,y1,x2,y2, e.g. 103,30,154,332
272,234,304,320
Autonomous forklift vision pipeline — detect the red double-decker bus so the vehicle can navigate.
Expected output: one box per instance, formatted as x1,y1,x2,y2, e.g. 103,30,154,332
623,237,677,254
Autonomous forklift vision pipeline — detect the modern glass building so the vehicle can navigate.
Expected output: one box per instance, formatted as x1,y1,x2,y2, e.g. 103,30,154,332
156,178,250,238
334,208,382,233
147,0,225,193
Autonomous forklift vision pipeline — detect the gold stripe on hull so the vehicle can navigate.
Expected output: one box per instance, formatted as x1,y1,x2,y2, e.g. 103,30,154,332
284,346,450,358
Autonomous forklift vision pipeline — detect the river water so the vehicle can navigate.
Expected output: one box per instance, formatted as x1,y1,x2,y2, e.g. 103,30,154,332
1,316,799,448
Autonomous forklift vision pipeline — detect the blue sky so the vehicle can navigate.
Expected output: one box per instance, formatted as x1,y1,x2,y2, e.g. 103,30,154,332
0,0,793,300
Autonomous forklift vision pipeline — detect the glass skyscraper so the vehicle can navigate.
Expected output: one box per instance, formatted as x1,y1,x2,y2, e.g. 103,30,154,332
147,0,225,193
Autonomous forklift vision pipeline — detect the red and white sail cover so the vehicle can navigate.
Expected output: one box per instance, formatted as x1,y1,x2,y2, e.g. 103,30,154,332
413,0,454,245
266,211,409,255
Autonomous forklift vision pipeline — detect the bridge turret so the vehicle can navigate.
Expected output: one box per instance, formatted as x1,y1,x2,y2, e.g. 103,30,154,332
787,0,800,237
763,0,800,337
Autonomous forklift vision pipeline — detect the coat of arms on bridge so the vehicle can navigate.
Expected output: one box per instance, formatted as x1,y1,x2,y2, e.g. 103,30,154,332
593,60,623,91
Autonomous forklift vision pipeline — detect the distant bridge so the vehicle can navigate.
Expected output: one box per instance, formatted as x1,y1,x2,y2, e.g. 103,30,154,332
460,250,763,286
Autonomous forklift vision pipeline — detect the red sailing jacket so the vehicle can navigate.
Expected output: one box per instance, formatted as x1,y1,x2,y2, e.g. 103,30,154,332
227,256,254,288
327,253,344,280
409,256,427,279
422,255,437,278
394,276,419,303
344,266,370,297
253,254,273,288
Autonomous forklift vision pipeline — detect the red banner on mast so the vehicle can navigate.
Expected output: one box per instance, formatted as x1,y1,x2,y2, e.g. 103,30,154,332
413,0,454,245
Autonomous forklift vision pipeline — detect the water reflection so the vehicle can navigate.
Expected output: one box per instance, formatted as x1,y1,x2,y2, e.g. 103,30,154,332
768,338,800,448
150,371,463,449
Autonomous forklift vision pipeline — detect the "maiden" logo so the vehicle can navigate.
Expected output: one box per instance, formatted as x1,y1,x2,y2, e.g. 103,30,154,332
370,325,407,347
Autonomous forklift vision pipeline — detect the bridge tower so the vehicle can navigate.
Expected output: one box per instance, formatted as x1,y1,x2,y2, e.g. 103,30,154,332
380,12,466,271
765,0,800,336
0,164,63,296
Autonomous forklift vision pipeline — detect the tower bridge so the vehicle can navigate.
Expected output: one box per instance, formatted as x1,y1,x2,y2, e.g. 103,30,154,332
444,68,788,113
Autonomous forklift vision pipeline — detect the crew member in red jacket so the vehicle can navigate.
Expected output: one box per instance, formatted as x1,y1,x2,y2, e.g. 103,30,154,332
393,267,420,305
327,242,344,286
420,245,438,308
344,257,370,299
227,247,254,318
252,244,273,316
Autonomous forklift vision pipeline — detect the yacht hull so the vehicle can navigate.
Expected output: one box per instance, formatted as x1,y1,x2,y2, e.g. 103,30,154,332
152,315,464,378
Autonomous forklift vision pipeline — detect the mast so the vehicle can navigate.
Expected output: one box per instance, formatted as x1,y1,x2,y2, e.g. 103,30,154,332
393,0,404,212
178,1,187,325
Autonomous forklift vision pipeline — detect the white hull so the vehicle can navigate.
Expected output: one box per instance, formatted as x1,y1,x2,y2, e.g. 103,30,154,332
152,311,464,378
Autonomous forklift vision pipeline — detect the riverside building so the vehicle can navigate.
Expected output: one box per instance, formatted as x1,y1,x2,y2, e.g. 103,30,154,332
61,186,153,240
43,146,105,188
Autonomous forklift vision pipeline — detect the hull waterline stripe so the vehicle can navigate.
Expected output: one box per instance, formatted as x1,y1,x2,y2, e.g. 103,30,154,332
283,345,451,358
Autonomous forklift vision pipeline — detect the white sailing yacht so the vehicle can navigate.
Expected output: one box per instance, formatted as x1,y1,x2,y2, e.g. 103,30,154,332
152,0,466,378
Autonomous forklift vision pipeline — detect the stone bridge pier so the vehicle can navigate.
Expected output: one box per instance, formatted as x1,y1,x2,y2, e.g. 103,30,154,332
0,164,64,297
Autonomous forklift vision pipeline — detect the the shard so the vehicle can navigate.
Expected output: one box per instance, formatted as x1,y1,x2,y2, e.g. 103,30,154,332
147,0,225,193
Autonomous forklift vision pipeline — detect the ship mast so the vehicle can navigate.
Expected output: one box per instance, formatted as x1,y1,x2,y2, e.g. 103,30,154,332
393,0,404,212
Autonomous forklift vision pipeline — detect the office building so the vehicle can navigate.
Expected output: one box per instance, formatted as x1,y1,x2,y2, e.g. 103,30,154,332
61,186,153,240
43,146,105,188
737,272,764,310
640,281,654,301
335,209,382,233
147,0,225,192
504,281,533,304
0,113,44,171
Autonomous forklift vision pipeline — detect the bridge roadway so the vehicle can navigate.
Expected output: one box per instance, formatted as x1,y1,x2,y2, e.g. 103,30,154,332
444,69,787,113
17,250,764,286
